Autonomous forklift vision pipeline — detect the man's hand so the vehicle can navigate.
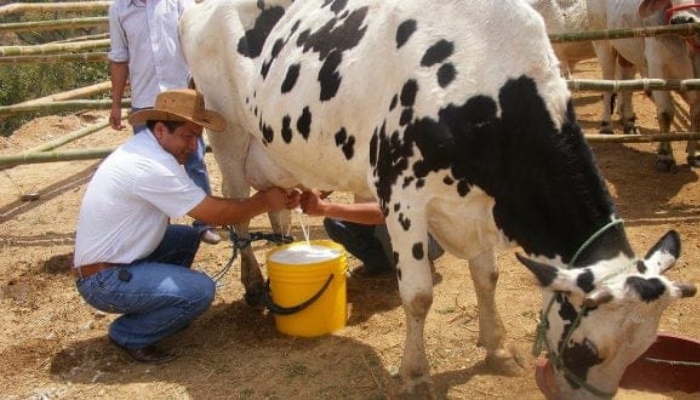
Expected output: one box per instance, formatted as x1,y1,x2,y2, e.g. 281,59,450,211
253,187,300,212
300,189,329,216
110,106,124,131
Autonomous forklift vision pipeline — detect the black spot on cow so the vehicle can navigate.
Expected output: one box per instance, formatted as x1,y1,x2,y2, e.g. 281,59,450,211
369,129,379,166
319,50,343,101
297,107,312,140
576,269,595,293
394,251,400,265
400,109,413,126
399,213,411,231
437,63,457,88
456,179,470,197
390,95,398,111
300,6,368,100
636,260,647,274
394,203,401,212
281,115,293,143
261,37,287,79
334,128,355,159
421,39,454,67
324,0,348,14
626,276,667,302
402,176,414,188
416,178,425,188
396,266,402,281
396,19,417,49
443,176,454,185
281,64,301,93
262,122,274,144
400,80,418,107
237,5,286,59
412,242,425,260
562,338,603,390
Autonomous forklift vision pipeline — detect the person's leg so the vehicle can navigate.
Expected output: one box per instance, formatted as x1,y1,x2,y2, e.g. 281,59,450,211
76,225,215,349
185,135,220,244
323,218,393,275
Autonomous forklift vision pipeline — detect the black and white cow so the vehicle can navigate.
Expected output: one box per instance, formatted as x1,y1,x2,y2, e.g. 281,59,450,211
180,0,696,397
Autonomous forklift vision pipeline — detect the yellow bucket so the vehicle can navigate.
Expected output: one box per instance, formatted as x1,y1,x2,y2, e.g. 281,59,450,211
265,240,347,337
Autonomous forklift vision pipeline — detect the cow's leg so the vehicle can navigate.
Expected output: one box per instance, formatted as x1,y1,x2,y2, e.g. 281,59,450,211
686,55,700,167
219,178,268,306
592,41,618,134
392,225,435,396
686,95,700,167
648,88,677,172
616,55,639,135
469,250,525,375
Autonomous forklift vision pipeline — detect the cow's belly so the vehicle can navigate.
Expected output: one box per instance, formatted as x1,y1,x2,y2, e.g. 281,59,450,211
427,187,510,260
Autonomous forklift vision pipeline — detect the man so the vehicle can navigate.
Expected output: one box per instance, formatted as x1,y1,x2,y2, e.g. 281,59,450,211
107,0,222,244
73,89,299,364
300,190,444,276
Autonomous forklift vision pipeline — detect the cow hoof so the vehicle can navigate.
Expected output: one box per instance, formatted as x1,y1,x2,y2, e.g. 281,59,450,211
399,378,434,400
244,291,266,308
623,125,640,135
686,155,700,168
655,158,677,173
486,348,527,376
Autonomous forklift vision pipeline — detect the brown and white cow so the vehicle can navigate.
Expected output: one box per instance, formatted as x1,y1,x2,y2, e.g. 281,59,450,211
180,0,696,397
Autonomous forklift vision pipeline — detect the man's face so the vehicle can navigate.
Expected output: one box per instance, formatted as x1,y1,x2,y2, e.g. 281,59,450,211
153,121,203,164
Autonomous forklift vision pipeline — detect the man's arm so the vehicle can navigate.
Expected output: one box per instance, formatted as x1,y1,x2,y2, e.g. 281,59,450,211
301,189,385,225
188,187,299,226
109,61,129,130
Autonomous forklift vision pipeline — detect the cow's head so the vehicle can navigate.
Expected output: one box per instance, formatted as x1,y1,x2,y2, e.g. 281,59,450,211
639,0,700,24
518,230,696,399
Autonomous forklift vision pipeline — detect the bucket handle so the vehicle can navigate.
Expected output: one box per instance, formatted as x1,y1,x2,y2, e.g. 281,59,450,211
262,274,334,315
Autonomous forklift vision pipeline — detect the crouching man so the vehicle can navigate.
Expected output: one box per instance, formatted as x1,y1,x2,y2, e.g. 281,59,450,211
72,89,299,364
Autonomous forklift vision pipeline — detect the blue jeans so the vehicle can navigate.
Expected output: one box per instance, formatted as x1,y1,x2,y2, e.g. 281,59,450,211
76,225,216,349
323,219,445,275
133,109,213,234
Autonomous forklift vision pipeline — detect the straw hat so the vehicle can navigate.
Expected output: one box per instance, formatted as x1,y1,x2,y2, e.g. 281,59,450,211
129,89,226,132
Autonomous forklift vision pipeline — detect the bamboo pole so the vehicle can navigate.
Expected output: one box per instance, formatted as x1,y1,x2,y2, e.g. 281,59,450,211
0,39,110,56
585,132,700,143
1,81,112,114
0,99,129,118
0,147,115,167
568,78,700,92
0,2,111,17
0,52,107,64
53,33,110,44
0,16,108,33
549,22,700,43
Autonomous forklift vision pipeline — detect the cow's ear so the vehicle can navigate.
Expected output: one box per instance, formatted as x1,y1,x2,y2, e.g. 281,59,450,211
643,230,680,274
639,0,670,18
516,253,580,292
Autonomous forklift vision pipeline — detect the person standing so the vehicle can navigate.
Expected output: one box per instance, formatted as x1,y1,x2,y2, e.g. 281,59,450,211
107,0,222,244
73,89,300,364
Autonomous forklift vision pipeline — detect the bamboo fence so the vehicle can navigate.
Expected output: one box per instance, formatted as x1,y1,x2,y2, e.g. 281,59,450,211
0,16,108,33
0,2,111,17
549,22,700,43
0,99,129,118
0,39,110,56
568,78,700,92
0,52,107,64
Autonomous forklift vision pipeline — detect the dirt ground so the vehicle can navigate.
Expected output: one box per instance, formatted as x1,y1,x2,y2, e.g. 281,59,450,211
1,59,700,400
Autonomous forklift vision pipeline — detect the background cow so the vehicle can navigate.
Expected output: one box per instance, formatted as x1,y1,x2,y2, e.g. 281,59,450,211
587,0,700,171
526,0,637,136
180,0,696,397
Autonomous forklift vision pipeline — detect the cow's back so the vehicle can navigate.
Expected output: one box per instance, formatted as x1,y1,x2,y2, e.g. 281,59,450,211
237,0,569,191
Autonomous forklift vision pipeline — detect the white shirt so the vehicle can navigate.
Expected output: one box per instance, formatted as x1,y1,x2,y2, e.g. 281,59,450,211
108,0,192,108
73,131,206,267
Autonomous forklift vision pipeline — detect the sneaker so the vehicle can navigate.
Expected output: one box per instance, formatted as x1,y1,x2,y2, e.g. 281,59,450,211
200,229,221,245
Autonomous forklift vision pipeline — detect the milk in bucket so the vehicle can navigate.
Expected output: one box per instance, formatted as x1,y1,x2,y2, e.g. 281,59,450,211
266,239,348,337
